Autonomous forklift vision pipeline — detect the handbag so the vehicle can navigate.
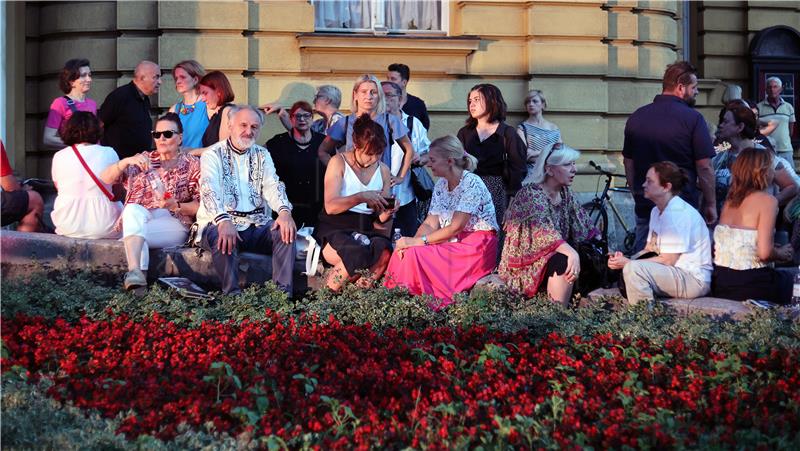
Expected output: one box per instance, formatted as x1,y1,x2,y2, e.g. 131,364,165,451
411,166,434,201
575,238,612,296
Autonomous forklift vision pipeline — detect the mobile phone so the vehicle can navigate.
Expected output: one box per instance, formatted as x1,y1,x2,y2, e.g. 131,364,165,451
384,196,396,209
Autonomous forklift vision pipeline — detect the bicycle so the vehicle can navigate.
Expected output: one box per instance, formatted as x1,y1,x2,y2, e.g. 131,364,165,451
582,161,636,255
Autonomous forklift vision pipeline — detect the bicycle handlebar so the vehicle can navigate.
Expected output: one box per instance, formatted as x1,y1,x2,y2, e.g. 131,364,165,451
588,160,626,178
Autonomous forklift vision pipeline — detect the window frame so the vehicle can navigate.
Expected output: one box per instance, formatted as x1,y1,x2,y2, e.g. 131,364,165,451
312,0,449,36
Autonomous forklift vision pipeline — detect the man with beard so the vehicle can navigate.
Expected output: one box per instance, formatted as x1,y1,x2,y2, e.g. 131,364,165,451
622,61,716,253
195,104,297,295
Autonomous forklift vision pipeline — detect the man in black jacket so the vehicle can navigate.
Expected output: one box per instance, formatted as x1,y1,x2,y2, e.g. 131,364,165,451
387,63,430,131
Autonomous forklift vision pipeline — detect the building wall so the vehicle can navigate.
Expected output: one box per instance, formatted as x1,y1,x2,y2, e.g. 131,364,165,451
7,0,799,189
695,1,800,105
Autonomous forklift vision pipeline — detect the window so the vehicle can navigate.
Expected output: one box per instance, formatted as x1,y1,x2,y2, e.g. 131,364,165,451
312,0,444,34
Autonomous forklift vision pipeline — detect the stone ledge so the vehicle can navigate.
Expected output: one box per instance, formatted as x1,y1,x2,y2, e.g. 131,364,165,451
0,230,310,295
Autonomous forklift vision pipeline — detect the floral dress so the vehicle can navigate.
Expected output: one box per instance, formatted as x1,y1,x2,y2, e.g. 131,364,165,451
498,183,598,297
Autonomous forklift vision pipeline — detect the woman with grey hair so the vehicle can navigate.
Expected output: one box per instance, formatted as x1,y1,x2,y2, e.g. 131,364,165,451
311,85,345,134
498,143,599,305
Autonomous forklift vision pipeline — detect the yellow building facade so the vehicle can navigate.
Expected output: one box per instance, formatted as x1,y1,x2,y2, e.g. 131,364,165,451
3,0,800,193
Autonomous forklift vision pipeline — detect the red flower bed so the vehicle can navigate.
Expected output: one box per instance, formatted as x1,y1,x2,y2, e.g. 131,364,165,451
3,312,799,448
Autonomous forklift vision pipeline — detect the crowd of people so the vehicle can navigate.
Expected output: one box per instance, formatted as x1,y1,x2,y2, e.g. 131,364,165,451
1,57,798,307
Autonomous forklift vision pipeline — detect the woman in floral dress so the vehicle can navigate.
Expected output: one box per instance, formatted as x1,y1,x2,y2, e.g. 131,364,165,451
498,143,598,305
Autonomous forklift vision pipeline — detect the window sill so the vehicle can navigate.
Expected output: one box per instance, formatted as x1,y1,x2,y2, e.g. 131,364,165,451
297,32,480,76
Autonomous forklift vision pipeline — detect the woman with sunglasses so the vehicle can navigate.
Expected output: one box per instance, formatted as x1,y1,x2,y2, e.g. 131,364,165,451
265,101,326,228
498,143,599,305
100,113,201,290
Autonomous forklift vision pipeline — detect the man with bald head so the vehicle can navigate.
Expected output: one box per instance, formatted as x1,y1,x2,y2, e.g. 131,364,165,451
99,60,162,158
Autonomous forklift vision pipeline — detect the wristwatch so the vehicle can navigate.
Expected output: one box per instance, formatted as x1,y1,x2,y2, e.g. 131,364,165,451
421,235,428,246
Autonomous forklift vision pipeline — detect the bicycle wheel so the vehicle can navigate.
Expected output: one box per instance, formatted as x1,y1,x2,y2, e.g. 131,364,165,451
581,201,608,244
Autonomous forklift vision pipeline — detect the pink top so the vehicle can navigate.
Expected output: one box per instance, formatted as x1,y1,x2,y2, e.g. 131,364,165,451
45,96,98,129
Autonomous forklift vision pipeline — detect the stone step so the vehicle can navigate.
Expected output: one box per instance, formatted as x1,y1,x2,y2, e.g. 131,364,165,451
0,230,314,295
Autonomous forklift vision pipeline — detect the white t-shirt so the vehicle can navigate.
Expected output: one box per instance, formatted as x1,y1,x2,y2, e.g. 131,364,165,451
647,196,712,283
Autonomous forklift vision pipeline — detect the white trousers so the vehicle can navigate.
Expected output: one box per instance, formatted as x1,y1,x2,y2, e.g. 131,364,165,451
622,260,710,305
122,204,187,270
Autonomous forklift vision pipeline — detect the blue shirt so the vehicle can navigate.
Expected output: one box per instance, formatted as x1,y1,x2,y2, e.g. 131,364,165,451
175,100,209,148
622,95,715,218
326,113,409,167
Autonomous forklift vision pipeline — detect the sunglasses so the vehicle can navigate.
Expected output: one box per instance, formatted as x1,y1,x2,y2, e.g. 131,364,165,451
151,130,179,139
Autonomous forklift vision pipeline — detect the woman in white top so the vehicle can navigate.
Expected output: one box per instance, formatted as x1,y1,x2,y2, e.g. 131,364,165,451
51,112,122,239
384,135,498,308
712,148,793,303
313,114,397,291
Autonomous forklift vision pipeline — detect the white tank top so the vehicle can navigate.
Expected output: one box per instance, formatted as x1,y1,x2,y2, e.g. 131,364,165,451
340,153,384,214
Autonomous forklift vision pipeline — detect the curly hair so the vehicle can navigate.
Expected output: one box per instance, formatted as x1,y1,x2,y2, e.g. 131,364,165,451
352,114,386,157
61,111,102,145
726,148,773,208
58,58,90,94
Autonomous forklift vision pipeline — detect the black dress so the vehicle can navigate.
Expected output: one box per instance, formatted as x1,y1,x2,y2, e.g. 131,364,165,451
202,103,234,147
266,131,326,228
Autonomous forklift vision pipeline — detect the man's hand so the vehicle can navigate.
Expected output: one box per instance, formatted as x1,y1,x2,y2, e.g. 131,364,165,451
607,251,630,270
702,203,717,225
217,220,241,255
271,209,296,244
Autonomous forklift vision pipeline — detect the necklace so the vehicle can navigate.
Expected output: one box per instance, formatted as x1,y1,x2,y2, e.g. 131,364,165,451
179,102,196,115
353,153,375,169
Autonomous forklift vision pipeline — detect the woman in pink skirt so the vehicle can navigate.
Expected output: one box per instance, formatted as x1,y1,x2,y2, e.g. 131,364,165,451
384,135,499,308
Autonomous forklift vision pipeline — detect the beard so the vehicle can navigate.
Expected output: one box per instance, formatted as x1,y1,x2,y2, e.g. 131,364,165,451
683,93,696,107
231,135,256,151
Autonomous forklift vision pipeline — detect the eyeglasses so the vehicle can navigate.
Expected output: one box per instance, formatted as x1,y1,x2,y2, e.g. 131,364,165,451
151,130,179,139
293,113,312,120
384,93,399,98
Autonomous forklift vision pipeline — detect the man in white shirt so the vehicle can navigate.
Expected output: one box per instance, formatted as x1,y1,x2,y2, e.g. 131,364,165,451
196,105,297,295
608,161,712,304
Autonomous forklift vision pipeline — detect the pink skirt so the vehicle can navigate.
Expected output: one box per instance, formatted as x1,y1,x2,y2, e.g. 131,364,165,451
383,230,498,309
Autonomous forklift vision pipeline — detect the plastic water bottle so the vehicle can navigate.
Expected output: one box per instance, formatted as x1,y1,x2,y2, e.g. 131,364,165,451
792,266,800,306
352,232,371,246
145,170,166,200
392,228,402,247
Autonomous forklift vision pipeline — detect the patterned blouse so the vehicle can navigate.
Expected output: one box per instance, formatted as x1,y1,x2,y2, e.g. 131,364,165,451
429,171,498,232
498,183,598,296
123,151,201,227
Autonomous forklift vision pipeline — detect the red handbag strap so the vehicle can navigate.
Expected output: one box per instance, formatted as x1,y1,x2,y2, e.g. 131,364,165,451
71,145,114,201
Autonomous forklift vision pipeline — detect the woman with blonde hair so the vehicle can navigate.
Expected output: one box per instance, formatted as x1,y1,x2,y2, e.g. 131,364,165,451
384,135,499,308
317,74,415,193
498,142,599,305
518,89,561,185
168,60,208,148
712,148,793,303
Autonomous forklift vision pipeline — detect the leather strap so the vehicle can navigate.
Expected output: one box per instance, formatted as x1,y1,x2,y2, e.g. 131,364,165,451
71,145,114,201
